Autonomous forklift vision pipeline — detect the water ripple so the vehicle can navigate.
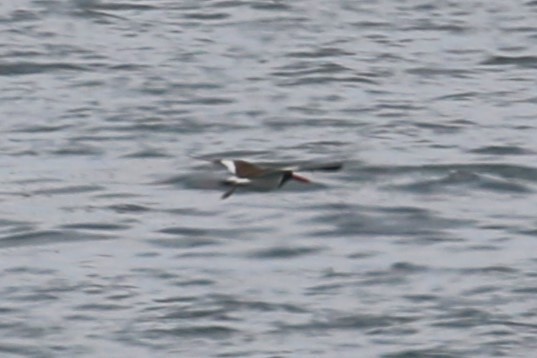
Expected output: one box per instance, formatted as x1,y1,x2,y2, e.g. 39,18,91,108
481,55,537,68
1,0,537,356
0,230,112,248
245,245,325,259
0,62,88,76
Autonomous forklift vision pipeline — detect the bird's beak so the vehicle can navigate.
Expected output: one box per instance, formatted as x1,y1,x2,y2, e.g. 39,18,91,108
291,173,311,183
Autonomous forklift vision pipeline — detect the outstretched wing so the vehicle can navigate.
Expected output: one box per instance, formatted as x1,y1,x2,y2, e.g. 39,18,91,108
215,159,267,178
290,162,344,172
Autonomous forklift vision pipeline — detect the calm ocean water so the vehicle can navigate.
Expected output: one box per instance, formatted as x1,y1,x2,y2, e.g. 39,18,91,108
1,0,537,357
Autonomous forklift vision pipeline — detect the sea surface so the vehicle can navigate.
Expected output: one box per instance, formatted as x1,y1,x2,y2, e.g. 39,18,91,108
1,0,537,357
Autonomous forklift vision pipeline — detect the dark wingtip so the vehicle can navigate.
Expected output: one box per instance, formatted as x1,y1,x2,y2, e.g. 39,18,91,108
296,162,344,172
312,162,343,171
221,186,237,199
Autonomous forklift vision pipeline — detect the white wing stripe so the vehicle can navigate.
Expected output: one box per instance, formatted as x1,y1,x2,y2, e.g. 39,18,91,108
220,159,236,175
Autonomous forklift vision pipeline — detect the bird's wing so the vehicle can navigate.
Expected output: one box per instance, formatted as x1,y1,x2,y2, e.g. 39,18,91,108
215,159,267,178
221,186,237,199
217,159,237,175
291,162,344,172
267,161,344,172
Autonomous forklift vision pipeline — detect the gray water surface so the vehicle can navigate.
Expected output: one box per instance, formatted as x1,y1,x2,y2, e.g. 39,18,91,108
1,0,537,357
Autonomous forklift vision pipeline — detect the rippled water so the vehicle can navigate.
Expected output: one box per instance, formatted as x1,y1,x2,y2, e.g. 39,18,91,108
2,0,537,357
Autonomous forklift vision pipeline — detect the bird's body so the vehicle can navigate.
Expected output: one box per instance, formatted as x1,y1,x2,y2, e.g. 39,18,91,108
210,159,342,199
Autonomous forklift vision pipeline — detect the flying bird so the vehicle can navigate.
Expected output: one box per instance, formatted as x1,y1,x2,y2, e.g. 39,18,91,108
214,159,342,199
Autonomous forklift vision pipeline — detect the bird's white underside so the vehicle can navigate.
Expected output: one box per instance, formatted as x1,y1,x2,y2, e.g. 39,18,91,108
225,176,251,185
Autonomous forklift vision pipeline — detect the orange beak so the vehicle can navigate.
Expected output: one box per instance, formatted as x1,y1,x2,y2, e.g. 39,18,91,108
291,173,311,183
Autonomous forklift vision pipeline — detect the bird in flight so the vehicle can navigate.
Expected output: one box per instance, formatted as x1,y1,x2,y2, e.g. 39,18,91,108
213,159,343,199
